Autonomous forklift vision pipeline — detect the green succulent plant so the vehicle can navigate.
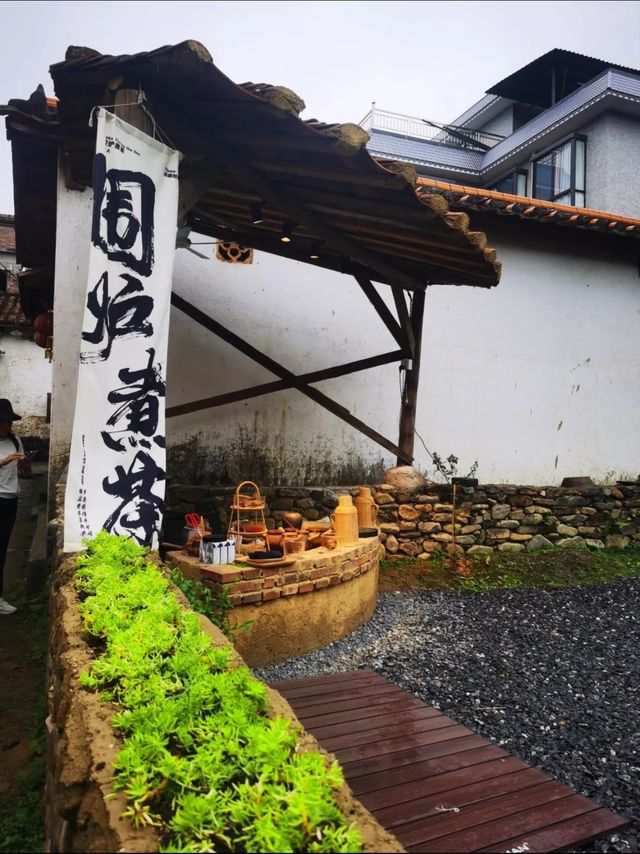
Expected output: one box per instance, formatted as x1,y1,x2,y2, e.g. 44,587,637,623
75,532,361,853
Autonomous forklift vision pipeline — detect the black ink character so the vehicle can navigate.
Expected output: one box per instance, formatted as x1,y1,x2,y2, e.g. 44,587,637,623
101,348,166,452
92,153,155,277
80,271,154,363
102,450,165,547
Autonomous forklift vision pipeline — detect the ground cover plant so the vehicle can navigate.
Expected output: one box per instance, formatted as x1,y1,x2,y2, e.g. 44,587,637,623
75,532,361,853
378,545,640,593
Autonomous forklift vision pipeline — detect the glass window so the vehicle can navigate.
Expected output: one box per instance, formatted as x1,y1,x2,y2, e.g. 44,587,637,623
491,170,528,196
533,137,586,206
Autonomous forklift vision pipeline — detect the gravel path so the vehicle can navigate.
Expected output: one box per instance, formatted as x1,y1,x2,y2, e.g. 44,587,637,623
256,578,640,853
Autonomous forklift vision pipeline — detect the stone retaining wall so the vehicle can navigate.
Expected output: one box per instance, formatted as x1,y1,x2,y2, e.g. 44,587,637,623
166,482,640,558
374,482,640,557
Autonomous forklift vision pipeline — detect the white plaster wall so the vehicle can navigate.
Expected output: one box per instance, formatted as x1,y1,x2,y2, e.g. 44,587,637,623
0,333,51,418
48,173,640,487
168,227,640,486
49,173,93,489
167,247,400,483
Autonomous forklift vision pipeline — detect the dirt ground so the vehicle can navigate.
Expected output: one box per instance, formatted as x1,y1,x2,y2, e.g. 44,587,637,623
0,466,49,850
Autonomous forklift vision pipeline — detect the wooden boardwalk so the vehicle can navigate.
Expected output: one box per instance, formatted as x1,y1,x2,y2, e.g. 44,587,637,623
270,670,630,853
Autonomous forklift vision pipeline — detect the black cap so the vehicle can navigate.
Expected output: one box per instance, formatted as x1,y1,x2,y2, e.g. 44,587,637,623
0,399,21,421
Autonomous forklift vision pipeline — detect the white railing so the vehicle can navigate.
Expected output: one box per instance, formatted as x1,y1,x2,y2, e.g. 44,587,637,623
360,105,505,151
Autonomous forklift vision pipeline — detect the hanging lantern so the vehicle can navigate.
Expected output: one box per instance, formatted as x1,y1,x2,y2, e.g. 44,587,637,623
33,310,53,361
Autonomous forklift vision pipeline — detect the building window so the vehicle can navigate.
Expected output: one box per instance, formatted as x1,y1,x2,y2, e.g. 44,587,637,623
0,270,7,292
491,170,528,196
533,136,585,207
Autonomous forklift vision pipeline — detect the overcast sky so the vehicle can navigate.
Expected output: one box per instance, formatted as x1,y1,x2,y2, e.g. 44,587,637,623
1,0,639,212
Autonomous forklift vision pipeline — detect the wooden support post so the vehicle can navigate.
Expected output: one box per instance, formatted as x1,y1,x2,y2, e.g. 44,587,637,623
397,289,425,465
171,292,412,463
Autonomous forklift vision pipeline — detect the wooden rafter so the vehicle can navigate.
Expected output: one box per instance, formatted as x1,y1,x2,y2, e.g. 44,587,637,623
179,130,429,292
171,293,412,463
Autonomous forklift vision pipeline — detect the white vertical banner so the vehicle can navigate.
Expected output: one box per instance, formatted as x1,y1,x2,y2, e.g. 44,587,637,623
64,108,181,552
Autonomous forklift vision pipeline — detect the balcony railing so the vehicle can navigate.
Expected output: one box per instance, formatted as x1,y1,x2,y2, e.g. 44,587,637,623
360,106,505,152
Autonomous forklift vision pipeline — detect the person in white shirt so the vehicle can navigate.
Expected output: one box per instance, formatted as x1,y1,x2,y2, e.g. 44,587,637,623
0,400,25,615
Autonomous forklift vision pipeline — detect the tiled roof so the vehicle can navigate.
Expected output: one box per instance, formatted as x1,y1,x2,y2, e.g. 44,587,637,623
0,293,30,328
0,216,16,253
417,178,640,238
368,130,483,173
47,41,501,288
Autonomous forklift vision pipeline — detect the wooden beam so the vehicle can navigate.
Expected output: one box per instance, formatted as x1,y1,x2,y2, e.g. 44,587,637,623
171,293,412,462
188,130,429,292
166,348,404,417
353,274,407,352
397,289,425,464
392,287,416,357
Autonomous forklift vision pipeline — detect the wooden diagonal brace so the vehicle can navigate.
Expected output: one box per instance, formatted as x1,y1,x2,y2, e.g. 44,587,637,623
354,274,410,354
166,349,404,418
391,286,416,357
171,293,412,463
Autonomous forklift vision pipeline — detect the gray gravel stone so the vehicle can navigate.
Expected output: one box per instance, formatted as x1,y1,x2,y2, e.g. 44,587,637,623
257,577,640,852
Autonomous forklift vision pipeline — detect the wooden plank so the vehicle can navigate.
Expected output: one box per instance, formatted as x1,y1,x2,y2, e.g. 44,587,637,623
333,723,473,766
478,808,631,853
358,756,530,809
268,669,378,690
281,684,404,711
166,349,403,418
350,746,512,796
276,672,390,701
171,293,412,463
371,767,548,830
343,735,491,779
277,671,628,854
299,696,428,729
409,799,599,852
400,785,588,850
289,686,419,717
319,714,457,753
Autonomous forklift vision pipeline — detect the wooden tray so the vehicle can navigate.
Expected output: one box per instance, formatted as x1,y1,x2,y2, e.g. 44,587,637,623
244,556,298,569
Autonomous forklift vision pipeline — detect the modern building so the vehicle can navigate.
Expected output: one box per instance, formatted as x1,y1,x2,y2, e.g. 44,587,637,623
363,48,640,217
358,49,640,485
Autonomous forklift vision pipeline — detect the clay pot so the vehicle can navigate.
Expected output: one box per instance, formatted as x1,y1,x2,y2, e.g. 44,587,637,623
267,529,285,549
242,523,265,533
282,511,303,530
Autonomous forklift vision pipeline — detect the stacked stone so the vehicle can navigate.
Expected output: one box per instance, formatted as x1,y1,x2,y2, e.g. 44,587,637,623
375,482,640,557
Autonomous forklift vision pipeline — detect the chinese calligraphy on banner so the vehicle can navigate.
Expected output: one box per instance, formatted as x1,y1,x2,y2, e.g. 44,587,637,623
64,108,181,552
